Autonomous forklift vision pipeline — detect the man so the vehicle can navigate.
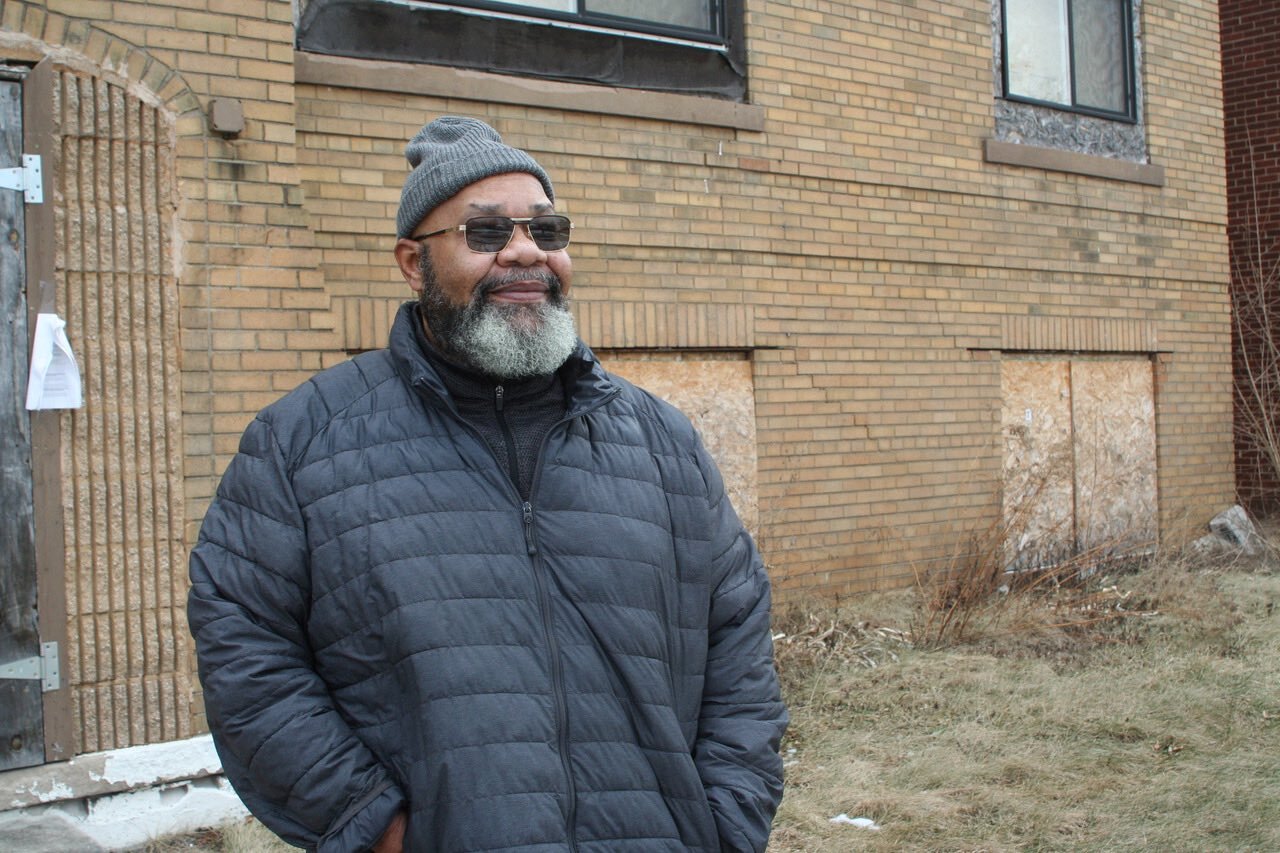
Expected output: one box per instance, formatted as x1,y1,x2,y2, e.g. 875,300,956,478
188,116,787,852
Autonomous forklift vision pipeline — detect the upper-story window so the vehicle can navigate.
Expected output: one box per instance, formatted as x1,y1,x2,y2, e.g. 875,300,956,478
1001,0,1136,121
464,0,721,41
296,0,746,101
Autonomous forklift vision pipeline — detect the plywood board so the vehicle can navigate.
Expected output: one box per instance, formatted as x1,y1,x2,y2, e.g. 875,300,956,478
1071,359,1158,554
1001,360,1075,569
598,353,759,534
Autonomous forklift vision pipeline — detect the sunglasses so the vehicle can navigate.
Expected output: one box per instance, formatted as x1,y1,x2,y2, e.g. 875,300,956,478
411,214,573,254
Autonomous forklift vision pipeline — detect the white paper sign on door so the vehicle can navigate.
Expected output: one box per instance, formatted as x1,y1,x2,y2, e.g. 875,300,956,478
25,311,83,410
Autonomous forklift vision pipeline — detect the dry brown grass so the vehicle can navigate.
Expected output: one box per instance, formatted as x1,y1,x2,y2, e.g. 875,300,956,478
770,530,1280,852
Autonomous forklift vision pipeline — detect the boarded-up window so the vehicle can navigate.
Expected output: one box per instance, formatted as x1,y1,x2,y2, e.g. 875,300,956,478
597,351,758,534
1000,357,1157,569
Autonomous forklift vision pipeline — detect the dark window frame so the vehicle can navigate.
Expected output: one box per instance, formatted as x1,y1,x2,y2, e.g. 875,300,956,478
296,0,748,102
999,0,1137,123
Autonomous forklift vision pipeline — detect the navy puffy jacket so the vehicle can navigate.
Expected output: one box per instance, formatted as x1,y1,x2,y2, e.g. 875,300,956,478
188,302,787,852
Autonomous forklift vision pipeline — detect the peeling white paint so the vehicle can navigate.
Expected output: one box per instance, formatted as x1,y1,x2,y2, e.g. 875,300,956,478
0,735,250,851
2,734,225,809
25,780,77,805
99,735,222,788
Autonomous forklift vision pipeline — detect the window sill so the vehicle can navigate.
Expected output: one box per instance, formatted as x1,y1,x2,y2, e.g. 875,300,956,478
294,52,765,132
984,139,1164,187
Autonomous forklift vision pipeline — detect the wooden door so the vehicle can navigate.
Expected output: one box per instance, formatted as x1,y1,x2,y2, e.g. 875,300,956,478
0,71,45,771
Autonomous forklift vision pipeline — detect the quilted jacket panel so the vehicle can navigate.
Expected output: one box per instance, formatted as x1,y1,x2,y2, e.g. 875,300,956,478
189,303,786,852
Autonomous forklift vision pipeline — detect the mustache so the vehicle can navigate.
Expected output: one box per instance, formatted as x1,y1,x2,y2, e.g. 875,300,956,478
473,269,564,302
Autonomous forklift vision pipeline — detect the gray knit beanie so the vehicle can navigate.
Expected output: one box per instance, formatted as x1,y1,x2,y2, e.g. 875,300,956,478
396,116,555,239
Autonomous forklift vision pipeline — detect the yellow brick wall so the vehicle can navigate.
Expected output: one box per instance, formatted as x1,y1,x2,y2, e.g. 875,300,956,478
294,0,1232,596
1,0,1233,749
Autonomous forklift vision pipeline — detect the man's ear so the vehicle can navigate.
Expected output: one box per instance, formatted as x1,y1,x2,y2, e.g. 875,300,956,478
394,239,425,294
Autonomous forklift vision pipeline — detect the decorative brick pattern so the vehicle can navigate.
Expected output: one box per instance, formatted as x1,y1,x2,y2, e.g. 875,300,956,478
54,69,191,753
1000,316,1159,353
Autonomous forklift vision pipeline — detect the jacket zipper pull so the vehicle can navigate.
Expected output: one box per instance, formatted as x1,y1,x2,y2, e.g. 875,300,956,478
494,385,504,412
522,501,537,556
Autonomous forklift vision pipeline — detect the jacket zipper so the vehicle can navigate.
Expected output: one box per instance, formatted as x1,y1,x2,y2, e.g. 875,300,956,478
522,499,578,850
519,394,618,853
417,373,619,853
488,385,577,846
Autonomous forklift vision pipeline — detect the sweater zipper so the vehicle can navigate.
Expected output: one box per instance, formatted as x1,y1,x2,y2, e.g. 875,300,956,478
493,386,523,490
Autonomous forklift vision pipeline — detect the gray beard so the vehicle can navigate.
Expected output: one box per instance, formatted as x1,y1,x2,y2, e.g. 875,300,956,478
418,254,578,379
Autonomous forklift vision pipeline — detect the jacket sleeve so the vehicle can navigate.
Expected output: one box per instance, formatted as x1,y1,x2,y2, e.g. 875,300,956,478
691,442,788,853
188,414,405,851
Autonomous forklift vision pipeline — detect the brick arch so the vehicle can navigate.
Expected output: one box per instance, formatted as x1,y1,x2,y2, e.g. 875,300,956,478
1,11,203,129
6,25,200,753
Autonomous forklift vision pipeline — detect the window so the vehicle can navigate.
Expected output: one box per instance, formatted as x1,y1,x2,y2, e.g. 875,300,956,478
1001,0,1135,120
465,0,719,41
296,0,746,101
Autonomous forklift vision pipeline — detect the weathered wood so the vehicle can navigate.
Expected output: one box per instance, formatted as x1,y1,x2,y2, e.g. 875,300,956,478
26,57,73,763
0,73,45,771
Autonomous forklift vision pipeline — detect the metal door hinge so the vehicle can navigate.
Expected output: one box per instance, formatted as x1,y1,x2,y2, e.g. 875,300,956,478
0,154,43,203
0,642,60,691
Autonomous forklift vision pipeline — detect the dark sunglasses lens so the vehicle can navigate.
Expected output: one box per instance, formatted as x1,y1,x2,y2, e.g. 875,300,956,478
529,216,572,250
464,218,516,252
463,216,572,252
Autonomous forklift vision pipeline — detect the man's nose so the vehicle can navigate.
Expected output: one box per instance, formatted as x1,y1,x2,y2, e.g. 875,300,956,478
497,223,547,265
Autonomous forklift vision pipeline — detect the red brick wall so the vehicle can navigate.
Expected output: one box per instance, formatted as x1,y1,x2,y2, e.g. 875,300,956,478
1222,0,1280,513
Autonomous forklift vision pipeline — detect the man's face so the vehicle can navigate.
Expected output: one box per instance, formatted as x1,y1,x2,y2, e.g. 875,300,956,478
394,172,577,378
